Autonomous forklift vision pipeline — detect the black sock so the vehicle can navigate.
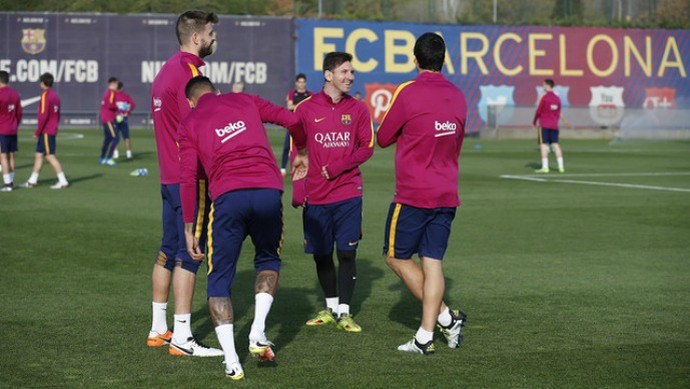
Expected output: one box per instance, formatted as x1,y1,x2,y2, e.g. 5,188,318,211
313,254,337,299
336,250,357,306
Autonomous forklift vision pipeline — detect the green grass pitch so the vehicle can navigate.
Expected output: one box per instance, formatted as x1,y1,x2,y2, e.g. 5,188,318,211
2,129,689,387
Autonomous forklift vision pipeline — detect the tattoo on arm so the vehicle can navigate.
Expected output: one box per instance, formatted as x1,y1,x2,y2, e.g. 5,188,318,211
208,297,233,327
255,270,279,295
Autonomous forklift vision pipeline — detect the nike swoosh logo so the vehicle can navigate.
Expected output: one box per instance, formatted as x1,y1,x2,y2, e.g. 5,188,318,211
348,241,358,246
177,320,187,323
21,96,41,107
314,117,326,123
172,344,193,355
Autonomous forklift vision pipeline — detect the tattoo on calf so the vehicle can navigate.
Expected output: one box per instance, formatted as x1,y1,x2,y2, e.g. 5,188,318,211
255,270,279,295
208,297,234,326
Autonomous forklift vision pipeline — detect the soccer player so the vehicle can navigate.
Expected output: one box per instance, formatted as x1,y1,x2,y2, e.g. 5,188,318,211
114,81,136,159
179,76,307,379
0,70,22,192
377,33,467,355
99,77,119,166
294,52,374,332
534,79,566,173
147,10,222,358
280,73,312,176
19,73,69,189
231,81,244,93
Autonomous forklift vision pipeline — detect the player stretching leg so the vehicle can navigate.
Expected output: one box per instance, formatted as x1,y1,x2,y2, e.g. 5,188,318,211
377,33,467,354
180,76,306,379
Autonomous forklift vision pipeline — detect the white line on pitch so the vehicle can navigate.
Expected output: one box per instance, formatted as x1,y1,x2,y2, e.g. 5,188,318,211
499,174,690,193
519,172,690,178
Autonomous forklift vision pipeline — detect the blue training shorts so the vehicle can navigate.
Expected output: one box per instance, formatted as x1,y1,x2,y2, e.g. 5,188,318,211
35,134,56,155
0,134,18,154
383,202,456,260
303,197,363,255
539,128,559,144
156,181,210,273
207,188,283,298
117,117,130,140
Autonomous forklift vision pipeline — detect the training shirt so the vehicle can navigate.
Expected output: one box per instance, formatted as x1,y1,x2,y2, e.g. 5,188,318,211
0,86,22,136
286,89,312,109
35,87,60,137
179,92,304,223
294,90,374,205
115,91,136,117
100,89,118,124
533,90,561,130
377,71,466,209
151,51,205,185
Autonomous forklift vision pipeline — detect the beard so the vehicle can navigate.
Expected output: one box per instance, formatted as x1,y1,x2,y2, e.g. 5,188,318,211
199,39,217,58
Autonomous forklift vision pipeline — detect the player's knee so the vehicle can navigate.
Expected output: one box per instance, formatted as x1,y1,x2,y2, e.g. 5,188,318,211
336,249,356,264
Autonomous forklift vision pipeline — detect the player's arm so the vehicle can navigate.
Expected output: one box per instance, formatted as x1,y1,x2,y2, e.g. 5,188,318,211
35,92,47,137
377,83,410,148
107,91,118,113
178,122,204,261
255,94,306,151
285,91,295,111
16,97,23,124
126,94,136,115
533,96,544,127
323,105,374,180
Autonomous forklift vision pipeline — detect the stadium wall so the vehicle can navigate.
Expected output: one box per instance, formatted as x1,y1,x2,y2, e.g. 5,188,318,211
0,12,295,128
295,19,690,137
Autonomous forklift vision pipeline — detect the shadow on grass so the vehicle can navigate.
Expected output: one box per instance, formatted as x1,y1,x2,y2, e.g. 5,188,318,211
525,162,541,169
68,173,105,184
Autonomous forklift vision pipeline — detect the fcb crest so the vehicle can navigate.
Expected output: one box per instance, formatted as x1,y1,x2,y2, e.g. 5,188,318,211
535,86,570,107
341,114,352,125
478,85,515,125
588,86,625,126
364,83,397,123
22,29,46,55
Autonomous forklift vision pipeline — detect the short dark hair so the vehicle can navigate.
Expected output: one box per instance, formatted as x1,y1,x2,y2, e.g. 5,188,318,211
117,81,124,90
176,10,218,45
108,77,118,84
0,71,9,84
185,76,215,100
40,73,54,87
323,52,353,73
414,32,445,72
296,73,306,81
544,79,555,88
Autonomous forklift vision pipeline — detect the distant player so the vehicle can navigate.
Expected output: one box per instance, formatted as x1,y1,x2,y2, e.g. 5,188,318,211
99,77,119,166
19,73,69,189
113,81,136,159
281,73,312,176
294,52,374,332
377,33,467,355
231,81,244,93
0,70,22,192
180,76,307,379
534,79,567,173
147,10,222,358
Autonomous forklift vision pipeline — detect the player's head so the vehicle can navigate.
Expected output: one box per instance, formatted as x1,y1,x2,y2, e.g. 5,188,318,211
117,81,124,91
108,77,119,90
40,73,54,88
295,73,307,91
0,71,9,86
323,52,354,95
185,76,215,108
414,32,445,72
543,79,555,91
354,91,362,100
176,10,218,58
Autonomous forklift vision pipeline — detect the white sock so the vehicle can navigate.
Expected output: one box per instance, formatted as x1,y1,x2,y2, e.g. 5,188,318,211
9,172,14,182
325,297,339,313
541,158,549,170
172,313,192,343
57,172,68,185
126,150,132,158
437,307,452,327
557,157,564,170
151,301,168,334
249,293,274,342
113,149,119,158
415,327,434,344
3,174,10,185
28,172,39,184
337,304,350,318
215,324,239,365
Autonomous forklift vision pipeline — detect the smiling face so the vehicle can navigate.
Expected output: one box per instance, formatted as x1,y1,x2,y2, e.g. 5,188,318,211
325,61,354,96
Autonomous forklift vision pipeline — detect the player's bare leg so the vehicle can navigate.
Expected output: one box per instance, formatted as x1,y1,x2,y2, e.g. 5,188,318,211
249,270,279,361
552,143,565,172
210,296,244,380
0,153,13,190
147,257,173,347
125,139,133,158
385,256,449,313
420,257,444,332
20,153,44,188
45,154,69,188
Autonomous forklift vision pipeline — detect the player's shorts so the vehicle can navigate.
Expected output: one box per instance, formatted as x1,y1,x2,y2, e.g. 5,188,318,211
103,122,117,139
0,134,18,154
156,181,210,273
117,117,130,139
303,197,362,255
539,128,559,144
383,202,456,260
35,134,56,155
207,188,283,298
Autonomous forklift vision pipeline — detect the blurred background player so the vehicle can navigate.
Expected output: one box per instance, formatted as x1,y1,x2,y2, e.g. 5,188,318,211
113,81,136,160
533,79,567,173
231,81,244,93
180,76,307,380
294,52,374,333
281,73,312,176
19,73,69,190
377,33,467,355
0,70,22,192
99,77,119,166
148,10,222,358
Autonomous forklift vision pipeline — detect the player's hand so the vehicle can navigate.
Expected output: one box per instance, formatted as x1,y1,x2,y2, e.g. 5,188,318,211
291,149,308,179
321,165,331,180
184,222,205,261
